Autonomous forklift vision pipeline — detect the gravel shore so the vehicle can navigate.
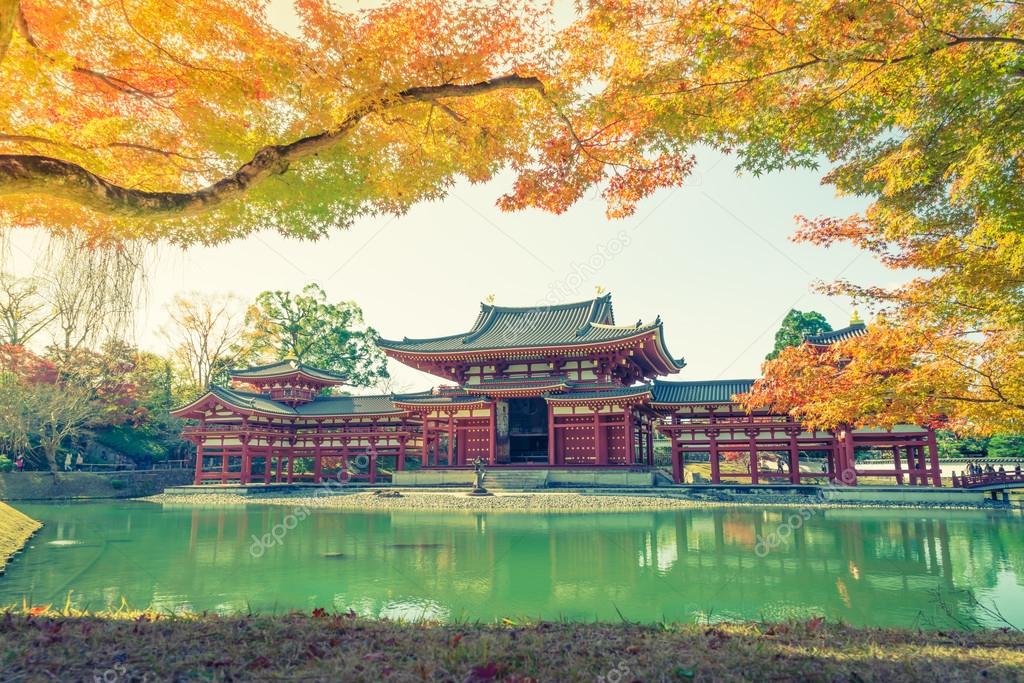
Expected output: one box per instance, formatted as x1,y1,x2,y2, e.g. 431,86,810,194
143,487,1011,512
144,490,706,512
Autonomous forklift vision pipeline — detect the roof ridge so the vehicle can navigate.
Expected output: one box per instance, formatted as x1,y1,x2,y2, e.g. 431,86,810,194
653,378,756,385
475,293,612,315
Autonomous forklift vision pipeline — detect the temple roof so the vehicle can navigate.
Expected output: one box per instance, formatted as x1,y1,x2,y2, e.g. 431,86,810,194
804,322,867,345
229,359,348,384
295,395,403,416
378,294,683,365
391,390,492,407
207,385,299,415
173,385,402,418
650,379,755,405
545,384,653,403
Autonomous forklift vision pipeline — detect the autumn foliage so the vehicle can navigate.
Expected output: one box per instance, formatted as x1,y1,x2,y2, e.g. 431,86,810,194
1,1,1022,433
0,0,690,244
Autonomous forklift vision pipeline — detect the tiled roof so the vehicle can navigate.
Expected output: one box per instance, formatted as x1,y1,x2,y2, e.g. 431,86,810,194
295,394,402,416
391,390,491,406
464,377,571,393
805,323,867,345
229,359,348,383
208,386,297,415
379,294,679,362
545,384,653,402
650,379,755,405
181,386,402,417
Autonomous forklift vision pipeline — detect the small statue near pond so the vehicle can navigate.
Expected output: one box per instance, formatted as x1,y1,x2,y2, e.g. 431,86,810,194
470,457,492,496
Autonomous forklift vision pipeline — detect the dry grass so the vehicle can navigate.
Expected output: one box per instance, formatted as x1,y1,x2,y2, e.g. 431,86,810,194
1,607,1022,682
0,501,41,574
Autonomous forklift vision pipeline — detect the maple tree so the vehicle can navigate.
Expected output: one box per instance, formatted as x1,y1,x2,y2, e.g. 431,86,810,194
0,0,688,244
559,0,1024,434
2,0,1022,433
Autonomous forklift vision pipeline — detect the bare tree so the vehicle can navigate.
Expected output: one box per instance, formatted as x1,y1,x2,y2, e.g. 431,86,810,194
0,375,96,473
43,236,145,366
162,292,254,396
0,272,54,346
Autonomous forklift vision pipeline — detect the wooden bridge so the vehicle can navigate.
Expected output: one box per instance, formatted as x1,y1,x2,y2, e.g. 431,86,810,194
951,470,1024,501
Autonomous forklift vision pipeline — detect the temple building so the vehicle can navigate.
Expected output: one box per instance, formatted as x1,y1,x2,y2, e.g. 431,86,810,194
174,295,941,488
379,294,683,469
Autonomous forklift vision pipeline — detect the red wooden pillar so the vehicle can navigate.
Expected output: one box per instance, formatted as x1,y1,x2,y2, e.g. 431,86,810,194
313,441,322,484
826,442,836,483
916,446,927,486
456,424,467,466
626,406,635,464
788,430,800,485
240,438,251,485
341,442,350,482
194,439,204,485
220,445,230,484
446,411,454,467
670,434,682,484
422,414,430,467
546,403,555,466
893,446,904,485
927,430,941,487
748,430,759,485
490,402,498,466
594,408,607,466
369,440,378,484
275,454,284,483
708,429,720,484
842,428,858,486
263,442,273,484
645,418,654,467
286,455,294,484
397,436,407,472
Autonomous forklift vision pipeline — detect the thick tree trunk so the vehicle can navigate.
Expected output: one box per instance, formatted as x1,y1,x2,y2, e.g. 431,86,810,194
0,74,544,218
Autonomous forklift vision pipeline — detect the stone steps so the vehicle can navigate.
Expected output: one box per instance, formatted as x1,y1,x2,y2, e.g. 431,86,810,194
482,470,550,490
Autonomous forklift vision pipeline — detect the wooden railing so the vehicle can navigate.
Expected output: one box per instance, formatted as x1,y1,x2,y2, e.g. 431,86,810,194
952,471,1024,488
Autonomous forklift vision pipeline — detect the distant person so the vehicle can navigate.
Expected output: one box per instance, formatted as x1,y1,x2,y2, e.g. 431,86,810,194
1015,463,1022,478
985,463,996,475
998,465,1006,477
64,453,72,472
75,454,84,471
776,459,784,474
14,455,24,472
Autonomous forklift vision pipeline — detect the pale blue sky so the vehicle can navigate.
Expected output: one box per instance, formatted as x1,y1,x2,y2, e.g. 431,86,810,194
8,145,895,392
4,1,904,392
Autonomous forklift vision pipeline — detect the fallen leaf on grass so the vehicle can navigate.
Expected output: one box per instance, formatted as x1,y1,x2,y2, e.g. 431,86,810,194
466,661,503,681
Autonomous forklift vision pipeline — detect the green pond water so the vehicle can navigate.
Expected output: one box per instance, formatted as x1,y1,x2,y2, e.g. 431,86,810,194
2,501,1023,629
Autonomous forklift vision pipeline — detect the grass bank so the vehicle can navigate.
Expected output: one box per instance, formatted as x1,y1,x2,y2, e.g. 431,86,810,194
0,501,41,574
1,609,1021,682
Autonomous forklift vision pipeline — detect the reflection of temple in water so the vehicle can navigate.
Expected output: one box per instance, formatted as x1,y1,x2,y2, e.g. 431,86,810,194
161,506,1023,627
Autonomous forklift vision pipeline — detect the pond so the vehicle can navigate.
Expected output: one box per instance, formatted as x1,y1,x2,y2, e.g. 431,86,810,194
2,501,1023,629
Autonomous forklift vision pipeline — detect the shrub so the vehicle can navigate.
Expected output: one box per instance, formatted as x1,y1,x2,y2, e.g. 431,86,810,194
109,479,127,490
0,455,11,472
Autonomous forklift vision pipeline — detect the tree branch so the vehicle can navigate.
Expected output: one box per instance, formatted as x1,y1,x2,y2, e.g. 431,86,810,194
0,74,545,218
